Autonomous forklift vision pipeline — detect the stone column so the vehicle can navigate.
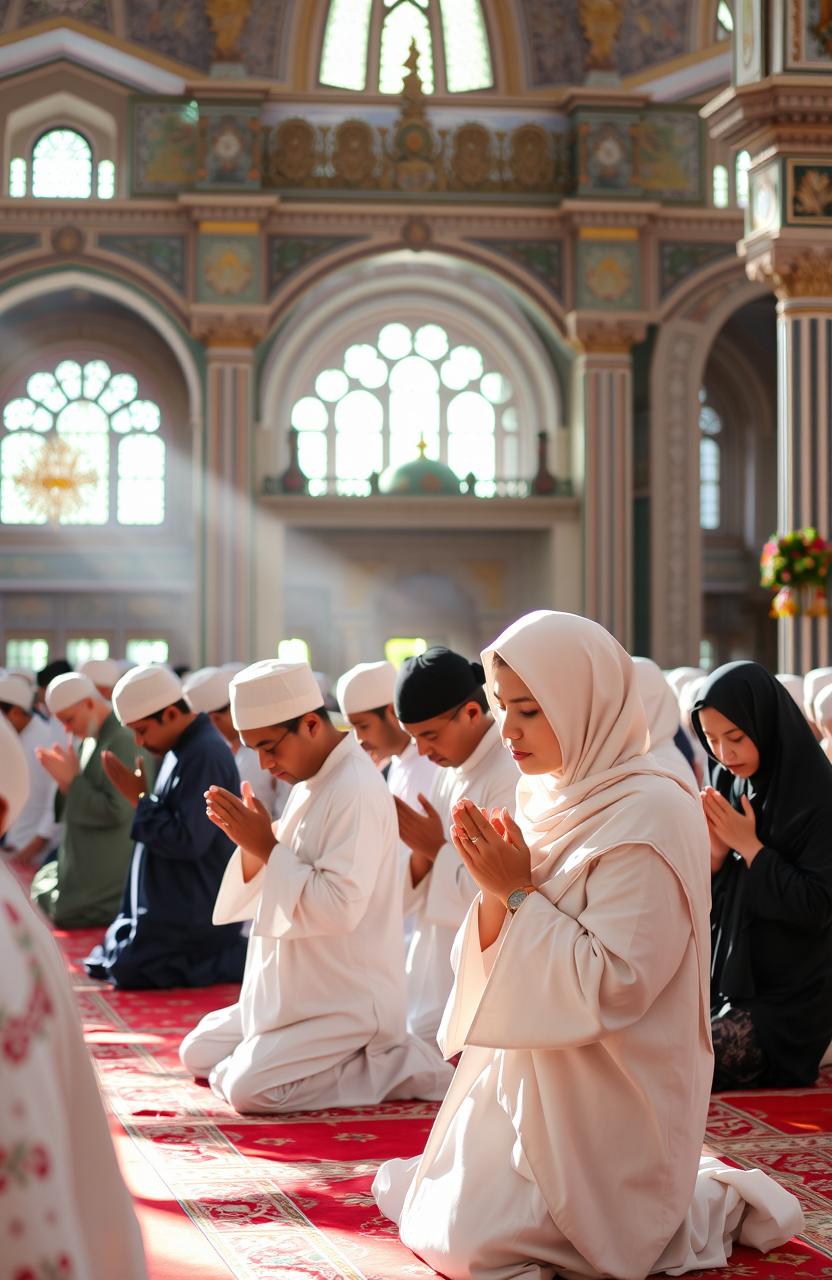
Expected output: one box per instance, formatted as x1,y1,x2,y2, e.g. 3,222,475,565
747,249,832,671
194,318,262,665
703,28,832,671
567,316,645,649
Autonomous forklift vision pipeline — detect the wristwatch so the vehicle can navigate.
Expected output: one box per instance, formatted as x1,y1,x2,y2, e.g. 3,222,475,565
506,885,536,913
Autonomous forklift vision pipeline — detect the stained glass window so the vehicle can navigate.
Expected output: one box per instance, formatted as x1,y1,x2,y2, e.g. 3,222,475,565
66,638,109,666
9,129,116,199
712,164,729,208
0,360,166,526
125,639,169,665
716,1,733,38
320,0,492,94
699,389,722,531
5,639,48,671
735,150,751,209
32,129,92,198
289,322,516,496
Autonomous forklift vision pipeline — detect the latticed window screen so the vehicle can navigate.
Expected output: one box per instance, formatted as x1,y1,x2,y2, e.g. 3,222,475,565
320,0,493,94
9,128,116,199
0,359,165,526
289,322,518,496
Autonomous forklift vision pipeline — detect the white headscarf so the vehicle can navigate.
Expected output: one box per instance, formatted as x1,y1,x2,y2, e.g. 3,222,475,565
665,665,707,699
480,611,711,909
632,656,697,793
776,673,805,712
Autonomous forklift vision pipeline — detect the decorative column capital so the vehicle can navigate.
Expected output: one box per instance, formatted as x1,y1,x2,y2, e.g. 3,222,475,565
566,312,646,354
745,244,832,300
192,306,269,350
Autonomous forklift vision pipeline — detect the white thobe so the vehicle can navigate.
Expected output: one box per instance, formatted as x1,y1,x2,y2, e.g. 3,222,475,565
3,714,61,853
0,863,146,1280
375,847,803,1280
387,741,438,809
234,743,291,821
180,735,453,1113
404,722,517,1042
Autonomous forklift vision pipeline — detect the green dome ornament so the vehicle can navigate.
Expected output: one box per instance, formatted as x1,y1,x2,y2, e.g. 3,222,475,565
378,438,462,496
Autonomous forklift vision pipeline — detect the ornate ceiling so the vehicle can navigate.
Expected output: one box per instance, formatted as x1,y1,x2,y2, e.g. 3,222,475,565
0,0,720,91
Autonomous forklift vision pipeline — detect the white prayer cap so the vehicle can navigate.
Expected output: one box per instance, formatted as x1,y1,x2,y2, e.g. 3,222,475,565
230,661,322,731
0,673,35,712
336,661,397,717
815,684,832,731
803,667,832,723
183,666,232,714
776,673,805,710
46,672,98,714
0,712,29,836
7,666,36,686
79,657,120,689
112,664,184,725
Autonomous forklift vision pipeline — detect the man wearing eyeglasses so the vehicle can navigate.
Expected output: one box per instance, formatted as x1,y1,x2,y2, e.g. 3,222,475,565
393,647,518,1047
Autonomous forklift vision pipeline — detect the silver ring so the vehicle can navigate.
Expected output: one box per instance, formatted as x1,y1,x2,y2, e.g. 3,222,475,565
469,835,479,843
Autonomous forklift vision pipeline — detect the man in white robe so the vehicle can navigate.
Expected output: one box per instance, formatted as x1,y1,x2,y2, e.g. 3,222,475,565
0,709,147,1280
0,672,61,865
393,647,517,1043
179,660,453,1113
336,660,438,807
184,666,290,821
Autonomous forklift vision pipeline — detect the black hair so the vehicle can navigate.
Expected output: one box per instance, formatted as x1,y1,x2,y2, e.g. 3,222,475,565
468,686,490,713
280,705,330,733
147,698,191,722
0,701,28,715
172,664,192,679
37,658,72,688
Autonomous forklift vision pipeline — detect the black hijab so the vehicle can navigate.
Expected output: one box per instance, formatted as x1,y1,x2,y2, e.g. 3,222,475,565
691,660,832,1009
691,660,832,851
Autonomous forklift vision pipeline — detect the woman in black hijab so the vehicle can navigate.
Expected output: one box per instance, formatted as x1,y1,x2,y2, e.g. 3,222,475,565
692,661,832,1090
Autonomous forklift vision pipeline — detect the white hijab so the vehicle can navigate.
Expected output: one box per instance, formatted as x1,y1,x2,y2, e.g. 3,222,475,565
480,612,711,929
776,672,805,712
665,665,706,699
814,685,832,761
632,656,698,794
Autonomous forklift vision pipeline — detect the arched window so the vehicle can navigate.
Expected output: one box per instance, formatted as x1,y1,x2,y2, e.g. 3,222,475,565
9,128,116,200
712,163,729,208
1,359,165,527
716,0,733,39
289,322,518,496
735,149,751,209
320,0,493,94
699,388,722,531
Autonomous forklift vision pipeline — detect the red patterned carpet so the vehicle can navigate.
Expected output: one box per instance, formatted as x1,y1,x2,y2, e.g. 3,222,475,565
55,927,832,1280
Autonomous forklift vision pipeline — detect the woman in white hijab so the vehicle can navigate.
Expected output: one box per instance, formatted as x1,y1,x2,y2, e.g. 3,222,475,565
374,611,802,1280
632,657,697,791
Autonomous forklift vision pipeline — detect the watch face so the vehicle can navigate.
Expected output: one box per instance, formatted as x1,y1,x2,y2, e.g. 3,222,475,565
507,888,530,912
215,129,242,160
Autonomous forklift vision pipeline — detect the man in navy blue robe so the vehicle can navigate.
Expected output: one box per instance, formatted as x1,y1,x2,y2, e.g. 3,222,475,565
84,664,247,989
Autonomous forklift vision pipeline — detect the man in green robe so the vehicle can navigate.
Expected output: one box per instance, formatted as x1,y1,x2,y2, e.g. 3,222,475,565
31,673,155,929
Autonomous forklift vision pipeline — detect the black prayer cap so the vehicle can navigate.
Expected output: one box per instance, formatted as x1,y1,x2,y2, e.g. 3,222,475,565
394,646,486,723
37,658,72,689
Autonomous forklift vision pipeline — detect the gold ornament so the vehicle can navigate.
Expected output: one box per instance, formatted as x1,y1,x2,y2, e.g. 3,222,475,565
205,0,251,63
578,0,624,71
13,436,98,524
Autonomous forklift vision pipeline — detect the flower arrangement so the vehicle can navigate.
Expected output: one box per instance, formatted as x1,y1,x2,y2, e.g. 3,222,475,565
760,528,832,619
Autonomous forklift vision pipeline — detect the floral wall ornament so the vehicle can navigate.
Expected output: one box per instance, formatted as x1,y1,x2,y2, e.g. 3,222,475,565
578,0,625,71
13,437,98,526
205,0,252,63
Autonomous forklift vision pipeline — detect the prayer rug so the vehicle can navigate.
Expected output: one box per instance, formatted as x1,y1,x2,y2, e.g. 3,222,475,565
55,926,832,1280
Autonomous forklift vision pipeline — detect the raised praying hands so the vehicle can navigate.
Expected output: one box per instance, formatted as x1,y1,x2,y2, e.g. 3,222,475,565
205,781,275,862
35,740,80,792
450,799,532,905
394,793,444,861
102,750,148,806
701,787,763,868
